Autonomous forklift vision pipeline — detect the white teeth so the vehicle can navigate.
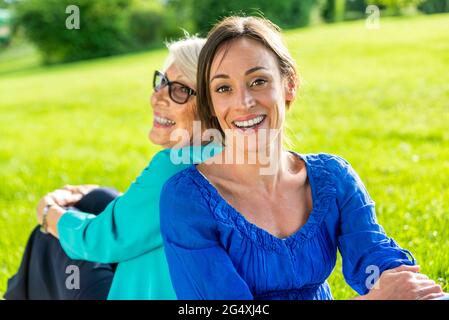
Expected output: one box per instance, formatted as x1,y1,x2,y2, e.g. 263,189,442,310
154,115,175,126
233,115,265,128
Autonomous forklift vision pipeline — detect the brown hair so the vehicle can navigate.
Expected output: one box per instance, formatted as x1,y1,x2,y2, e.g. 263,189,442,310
197,16,297,136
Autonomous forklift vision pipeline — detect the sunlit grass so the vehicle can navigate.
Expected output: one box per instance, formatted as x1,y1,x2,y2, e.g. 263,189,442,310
1,13,448,299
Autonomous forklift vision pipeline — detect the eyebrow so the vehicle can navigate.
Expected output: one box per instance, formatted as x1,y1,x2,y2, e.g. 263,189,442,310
210,66,268,82
171,75,192,87
173,75,189,83
163,70,188,83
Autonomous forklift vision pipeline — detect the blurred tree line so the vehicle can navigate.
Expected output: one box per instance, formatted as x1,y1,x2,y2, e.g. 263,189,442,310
1,0,448,63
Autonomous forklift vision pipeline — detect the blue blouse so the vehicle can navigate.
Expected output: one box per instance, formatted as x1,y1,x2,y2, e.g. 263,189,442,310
160,152,416,300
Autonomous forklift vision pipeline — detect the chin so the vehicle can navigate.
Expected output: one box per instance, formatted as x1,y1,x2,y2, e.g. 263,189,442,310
148,129,167,147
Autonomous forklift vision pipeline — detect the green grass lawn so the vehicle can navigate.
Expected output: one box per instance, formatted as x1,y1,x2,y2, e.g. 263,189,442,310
1,13,448,299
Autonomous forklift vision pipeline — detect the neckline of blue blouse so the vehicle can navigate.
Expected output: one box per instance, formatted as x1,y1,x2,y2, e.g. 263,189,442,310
189,152,338,253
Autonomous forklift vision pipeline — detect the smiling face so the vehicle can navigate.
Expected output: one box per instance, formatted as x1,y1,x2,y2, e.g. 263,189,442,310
149,63,197,149
209,37,295,153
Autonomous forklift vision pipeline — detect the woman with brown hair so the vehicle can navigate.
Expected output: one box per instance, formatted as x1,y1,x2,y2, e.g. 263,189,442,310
160,16,446,300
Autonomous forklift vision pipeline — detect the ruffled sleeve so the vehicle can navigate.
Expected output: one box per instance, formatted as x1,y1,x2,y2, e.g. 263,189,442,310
327,155,416,295
160,169,253,300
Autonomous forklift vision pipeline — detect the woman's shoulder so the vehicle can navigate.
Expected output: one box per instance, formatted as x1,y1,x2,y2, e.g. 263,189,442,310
300,152,372,203
299,152,350,168
160,166,219,236
161,165,201,196
161,165,219,214
297,152,366,193
296,152,353,179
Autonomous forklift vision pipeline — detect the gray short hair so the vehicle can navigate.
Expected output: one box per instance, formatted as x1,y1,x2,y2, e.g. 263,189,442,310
163,35,206,85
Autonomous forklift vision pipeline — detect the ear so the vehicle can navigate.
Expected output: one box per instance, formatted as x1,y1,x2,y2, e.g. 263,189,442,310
284,73,298,107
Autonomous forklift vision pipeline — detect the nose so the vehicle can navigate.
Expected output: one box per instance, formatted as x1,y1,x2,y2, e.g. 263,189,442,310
236,87,255,110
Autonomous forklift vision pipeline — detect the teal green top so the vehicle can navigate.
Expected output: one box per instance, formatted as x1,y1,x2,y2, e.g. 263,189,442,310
57,144,222,300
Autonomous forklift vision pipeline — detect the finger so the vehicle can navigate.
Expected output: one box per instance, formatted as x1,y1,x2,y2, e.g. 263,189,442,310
84,184,99,188
79,185,99,195
416,285,443,299
52,197,67,206
415,273,429,280
419,292,446,300
391,265,420,273
57,189,83,198
54,189,72,195
59,193,83,206
45,194,59,205
65,193,83,205
81,184,99,192
64,189,85,196
62,185,76,191
414,280,436,288
49,190,74,206
62,185,86,196
392,271,417,279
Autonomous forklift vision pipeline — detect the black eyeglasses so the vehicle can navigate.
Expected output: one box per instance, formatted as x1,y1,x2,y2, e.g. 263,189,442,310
153,70,196,104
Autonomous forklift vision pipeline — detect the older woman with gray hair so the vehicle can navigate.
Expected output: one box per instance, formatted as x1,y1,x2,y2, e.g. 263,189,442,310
5,35,221,300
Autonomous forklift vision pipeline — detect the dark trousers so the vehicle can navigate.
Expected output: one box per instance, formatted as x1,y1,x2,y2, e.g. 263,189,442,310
4,188,120,300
